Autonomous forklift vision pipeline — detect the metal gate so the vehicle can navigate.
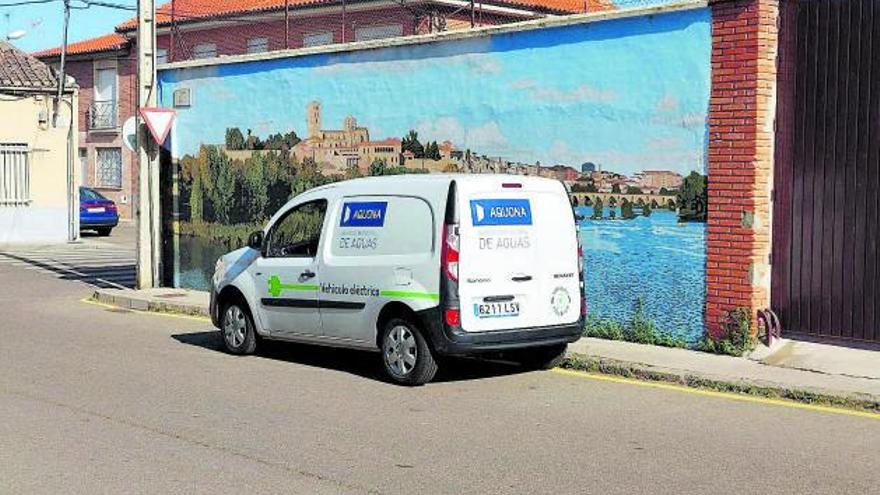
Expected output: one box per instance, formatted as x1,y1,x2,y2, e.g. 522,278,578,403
772,0,880,343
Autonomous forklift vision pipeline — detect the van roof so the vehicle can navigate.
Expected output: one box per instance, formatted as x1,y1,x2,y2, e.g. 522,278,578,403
308,174,564,197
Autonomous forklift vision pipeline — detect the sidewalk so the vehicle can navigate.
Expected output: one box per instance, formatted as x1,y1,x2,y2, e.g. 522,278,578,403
93,287,879,410
567,338,880,411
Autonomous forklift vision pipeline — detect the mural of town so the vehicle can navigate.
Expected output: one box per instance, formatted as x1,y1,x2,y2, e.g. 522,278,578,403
162,8,712,342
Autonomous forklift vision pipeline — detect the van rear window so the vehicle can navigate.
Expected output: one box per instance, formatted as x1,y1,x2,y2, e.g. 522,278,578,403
330,196,433,257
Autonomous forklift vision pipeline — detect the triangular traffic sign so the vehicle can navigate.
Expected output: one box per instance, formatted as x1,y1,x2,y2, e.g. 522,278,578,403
139,107,176,145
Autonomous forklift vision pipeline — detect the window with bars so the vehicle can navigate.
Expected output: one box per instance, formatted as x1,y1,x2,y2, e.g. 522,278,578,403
247,37,269,54
303,31,333,48
192,43,217,59
354,24,403,42
0,144,29,205
96,148,122,189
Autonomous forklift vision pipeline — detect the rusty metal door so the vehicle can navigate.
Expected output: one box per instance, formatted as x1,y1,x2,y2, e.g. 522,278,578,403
772,0,880,343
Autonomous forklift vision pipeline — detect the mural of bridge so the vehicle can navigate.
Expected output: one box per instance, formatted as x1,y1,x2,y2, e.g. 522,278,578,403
569,192,678,209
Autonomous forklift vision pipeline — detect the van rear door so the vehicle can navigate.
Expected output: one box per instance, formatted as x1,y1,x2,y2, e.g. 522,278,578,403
456,178,580,332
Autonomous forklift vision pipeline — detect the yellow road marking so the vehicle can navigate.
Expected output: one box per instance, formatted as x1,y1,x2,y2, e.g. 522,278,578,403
552,367,880,421
79,297,212,323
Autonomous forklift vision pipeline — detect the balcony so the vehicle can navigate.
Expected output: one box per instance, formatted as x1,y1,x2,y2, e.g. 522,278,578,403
89,100,117,130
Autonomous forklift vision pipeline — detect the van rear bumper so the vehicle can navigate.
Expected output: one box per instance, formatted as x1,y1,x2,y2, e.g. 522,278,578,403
418,308,583,355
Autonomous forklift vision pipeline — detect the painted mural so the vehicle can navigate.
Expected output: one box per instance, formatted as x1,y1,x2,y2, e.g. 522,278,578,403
159,7,711,343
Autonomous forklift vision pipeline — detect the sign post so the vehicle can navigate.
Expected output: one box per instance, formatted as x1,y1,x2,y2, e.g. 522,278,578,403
136,0,160,289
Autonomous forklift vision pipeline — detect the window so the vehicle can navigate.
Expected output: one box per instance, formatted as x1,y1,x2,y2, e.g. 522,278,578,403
267,200,327,258
303,31,333,48
96,148,122,189
157,48,168,64
0,144,29,205
354,24,403,42
91,65,117,129
331,197,433,257
192,43,217,59
247,37,269,54
79,148,88,186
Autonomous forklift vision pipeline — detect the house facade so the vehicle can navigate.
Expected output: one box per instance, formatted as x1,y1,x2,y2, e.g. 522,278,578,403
36,34,137,220
0,41,79,243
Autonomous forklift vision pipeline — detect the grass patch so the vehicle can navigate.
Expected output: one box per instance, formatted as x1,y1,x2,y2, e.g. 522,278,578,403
584,298,688,349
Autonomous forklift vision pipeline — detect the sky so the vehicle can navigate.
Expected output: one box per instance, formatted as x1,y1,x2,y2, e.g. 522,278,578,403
2,0,133,54
160,8,711,176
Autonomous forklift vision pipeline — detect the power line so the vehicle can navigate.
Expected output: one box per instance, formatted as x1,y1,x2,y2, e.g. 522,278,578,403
0,0,57,7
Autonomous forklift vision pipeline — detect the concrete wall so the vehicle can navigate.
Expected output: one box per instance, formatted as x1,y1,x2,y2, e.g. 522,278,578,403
159,3,714,343
0,91,79,243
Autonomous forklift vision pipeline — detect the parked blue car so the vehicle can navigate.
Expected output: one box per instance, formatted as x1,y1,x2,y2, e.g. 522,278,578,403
80,187,118,236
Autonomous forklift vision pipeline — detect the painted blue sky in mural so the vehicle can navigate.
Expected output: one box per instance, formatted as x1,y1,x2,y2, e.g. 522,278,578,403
160,8,711,176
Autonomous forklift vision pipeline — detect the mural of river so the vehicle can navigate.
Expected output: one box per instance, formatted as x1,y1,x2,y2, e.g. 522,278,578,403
177,235,236,291
576,207,705,343
179,207,705,343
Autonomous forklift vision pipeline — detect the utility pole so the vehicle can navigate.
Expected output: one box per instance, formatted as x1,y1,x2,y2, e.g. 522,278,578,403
137,0,160,288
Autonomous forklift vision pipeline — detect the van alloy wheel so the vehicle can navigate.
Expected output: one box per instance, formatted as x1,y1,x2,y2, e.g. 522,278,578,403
384,325,417,376
224,305,247,349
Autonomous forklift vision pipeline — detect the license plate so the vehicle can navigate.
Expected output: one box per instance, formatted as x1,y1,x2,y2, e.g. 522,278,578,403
87,207,105,213
474,301,521,319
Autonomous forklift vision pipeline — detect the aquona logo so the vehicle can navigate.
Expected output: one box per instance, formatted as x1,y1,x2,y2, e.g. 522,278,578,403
490,205,528,219
353,208,383,220
470,199,532,226
341,201,387,227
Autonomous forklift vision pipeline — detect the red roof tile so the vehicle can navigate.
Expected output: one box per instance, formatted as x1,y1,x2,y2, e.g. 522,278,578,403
0,40,57,89
114,0,611,31
33,33,129,58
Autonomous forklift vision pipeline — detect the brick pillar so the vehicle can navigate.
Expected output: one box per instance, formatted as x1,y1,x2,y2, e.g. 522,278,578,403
706,0,779,336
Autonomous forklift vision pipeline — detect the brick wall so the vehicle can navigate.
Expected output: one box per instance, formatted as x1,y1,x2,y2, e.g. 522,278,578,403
706,0,778,336
157,8,504,62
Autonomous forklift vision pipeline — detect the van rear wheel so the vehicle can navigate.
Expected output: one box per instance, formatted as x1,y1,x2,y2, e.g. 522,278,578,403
381,318,438,386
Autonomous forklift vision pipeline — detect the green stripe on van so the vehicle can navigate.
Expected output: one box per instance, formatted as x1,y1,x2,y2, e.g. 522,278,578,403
379,290,440,301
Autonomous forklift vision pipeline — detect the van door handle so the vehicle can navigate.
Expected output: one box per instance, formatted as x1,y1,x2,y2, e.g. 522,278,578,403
301,270,316,279
511,275,532,282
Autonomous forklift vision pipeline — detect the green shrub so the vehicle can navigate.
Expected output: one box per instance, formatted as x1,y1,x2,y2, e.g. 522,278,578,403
696,307,755,356
583,314,625,340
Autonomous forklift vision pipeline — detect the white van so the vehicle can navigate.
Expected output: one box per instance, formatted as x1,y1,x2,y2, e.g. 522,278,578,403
210,174,584,385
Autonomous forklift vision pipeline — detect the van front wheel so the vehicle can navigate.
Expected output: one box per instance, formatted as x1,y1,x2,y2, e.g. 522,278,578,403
381,318,438,386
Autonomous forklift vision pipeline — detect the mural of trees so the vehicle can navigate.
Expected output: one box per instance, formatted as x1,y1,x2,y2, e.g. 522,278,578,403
676,171,708,222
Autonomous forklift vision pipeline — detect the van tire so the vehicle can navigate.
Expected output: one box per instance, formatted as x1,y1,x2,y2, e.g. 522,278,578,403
518,344,568,370
380,318,438,386
219,300,258,355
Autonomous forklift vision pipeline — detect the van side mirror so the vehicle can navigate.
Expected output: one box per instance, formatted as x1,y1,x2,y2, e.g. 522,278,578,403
247,231,264,251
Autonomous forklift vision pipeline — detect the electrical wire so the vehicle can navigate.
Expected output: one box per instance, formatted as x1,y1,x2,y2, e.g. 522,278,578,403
0,0,58,7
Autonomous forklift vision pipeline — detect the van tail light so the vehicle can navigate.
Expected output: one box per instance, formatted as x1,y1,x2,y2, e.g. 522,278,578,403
442,223,460,282
577,243,584,275
445,308,461,326
578,239,587,316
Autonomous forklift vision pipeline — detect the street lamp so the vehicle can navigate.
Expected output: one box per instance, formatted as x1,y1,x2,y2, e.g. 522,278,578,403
7,29,26,40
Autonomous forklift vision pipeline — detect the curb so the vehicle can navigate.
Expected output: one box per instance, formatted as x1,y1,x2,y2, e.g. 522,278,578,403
92,290,211,319
563,352,880,414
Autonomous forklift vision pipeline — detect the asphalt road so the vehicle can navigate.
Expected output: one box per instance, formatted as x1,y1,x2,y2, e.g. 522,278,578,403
0,248,878,494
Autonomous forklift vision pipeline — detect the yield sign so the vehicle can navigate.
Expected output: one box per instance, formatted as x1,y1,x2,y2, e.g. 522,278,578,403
139,107,176,144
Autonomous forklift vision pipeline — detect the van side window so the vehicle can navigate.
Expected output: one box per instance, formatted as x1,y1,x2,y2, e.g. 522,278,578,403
266,200,327,258
331,196,433,257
